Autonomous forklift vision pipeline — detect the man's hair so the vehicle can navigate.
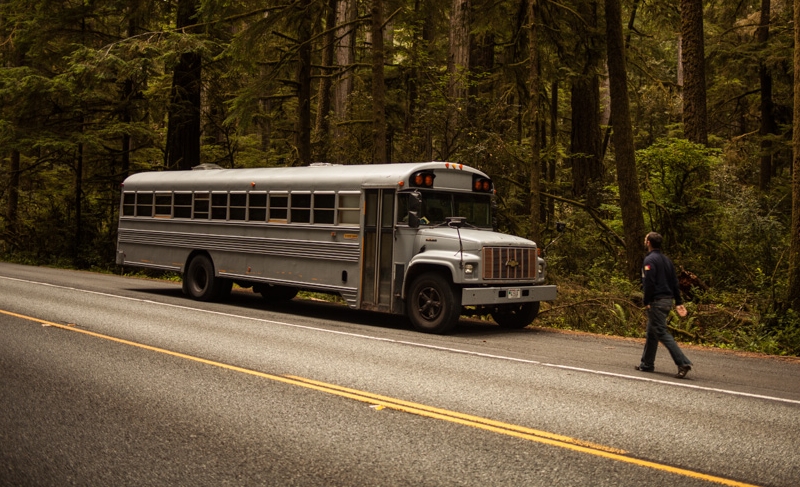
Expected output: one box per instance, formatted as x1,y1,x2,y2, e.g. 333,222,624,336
646,232,663,249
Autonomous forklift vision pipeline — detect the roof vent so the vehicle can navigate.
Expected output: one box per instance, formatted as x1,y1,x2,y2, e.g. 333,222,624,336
192,163,223,170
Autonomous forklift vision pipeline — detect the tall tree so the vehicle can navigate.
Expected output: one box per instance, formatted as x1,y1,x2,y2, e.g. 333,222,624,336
371,0,387,163
314,0,338,162
165,0,202,170
296,0,313,166
789,0,800,311
569,0,603,204
680,0,708,145
758,0,776,191
333,0,356,145
445,0,470,160
528,0,541,240
605,0,646,281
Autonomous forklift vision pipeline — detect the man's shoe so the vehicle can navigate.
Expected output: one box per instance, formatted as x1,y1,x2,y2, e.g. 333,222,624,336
635,365,654,372
676,365,692,379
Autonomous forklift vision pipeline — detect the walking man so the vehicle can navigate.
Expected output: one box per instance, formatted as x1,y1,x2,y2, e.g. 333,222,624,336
636,232,693,378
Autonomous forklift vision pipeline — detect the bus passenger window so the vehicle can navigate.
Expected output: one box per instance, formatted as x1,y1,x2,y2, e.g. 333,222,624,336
291,193,311,223
229,193,246,221
313,193,335,225
136,192,153,217
268,194,288,222
248,193,267,221
155,193,172,218
173,193,193,219
193,193,209,220
338,193,360,225
211,193,228,220
122,193,135,216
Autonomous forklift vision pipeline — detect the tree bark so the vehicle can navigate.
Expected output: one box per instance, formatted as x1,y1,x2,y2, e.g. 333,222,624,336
788,0,800,311
570,0,603,204
605,0,646,281
333,0,356,144
313,0,338,163
296,0,312,166
680,0,708,145
758,0,776,191
528,0,541,241
165,0,202,170
371,0,387,163
445,0,470,160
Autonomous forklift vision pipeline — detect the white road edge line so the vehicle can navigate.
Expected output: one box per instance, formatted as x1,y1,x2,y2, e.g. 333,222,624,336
3,274,800,407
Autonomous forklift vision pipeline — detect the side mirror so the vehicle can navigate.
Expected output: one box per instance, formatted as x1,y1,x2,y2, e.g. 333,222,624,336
408,191,421,229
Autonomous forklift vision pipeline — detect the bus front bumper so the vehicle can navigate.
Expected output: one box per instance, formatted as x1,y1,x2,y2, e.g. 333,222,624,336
461,285,557,306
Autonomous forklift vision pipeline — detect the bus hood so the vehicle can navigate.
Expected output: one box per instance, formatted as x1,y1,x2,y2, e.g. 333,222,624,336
415,227,537,251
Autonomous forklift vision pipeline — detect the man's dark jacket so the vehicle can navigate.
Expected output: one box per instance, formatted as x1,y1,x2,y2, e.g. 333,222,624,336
642,249,683,306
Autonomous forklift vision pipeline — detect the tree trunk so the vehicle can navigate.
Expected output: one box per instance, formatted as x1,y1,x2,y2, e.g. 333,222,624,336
680,0,708,146
758,0,776,191
570,76,603,203
296,0,312,166
371,0,387,163
445,0,470,160
528,0,541,241
333,0,356,145
788,0,800,311
313,0,337,163
165,0,202,170
570,0,603,205
605,0,646,281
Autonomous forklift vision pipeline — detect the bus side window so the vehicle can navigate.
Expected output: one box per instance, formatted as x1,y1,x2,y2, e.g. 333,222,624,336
313,193,335,224
291,193,311,224
248,193,267,221
229,193,247,221
268,194,288,222
155,193,172,218
193,193,209,220
122,193,135,216
211,193,228,220
338,193,360,225
136,192,153,217
174,193,193,219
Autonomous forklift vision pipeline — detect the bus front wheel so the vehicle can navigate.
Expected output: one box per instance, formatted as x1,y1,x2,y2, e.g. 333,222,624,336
406,272,460,334
184,254,224,301
492,301,540,329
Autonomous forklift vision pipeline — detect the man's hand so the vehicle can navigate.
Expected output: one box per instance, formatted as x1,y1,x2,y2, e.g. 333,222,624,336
676,305,687,317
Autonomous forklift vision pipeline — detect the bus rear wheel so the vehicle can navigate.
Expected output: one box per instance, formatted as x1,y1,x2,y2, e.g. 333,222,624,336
492,301,540,329
184,254,224,301
406,272,460,334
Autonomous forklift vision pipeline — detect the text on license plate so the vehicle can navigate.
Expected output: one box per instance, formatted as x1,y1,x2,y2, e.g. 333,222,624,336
507,288,521,299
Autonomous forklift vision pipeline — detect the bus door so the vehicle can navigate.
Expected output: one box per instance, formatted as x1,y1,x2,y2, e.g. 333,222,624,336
361,189,395,312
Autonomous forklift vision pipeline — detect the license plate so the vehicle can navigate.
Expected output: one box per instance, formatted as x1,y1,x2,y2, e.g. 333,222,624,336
507,288,521,299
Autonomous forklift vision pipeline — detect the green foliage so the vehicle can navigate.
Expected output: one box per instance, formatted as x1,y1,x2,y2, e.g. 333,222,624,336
0,0,798,356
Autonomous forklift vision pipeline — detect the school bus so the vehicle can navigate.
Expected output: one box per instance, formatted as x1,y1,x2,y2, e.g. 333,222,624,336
116,162,556,333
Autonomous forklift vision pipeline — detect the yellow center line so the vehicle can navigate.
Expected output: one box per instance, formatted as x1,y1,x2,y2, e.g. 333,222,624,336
2,308,759,487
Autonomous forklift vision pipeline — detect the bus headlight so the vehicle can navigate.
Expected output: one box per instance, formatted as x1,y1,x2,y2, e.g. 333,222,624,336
464,263,475,275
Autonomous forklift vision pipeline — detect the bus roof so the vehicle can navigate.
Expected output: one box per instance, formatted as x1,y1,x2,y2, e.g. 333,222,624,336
121,162,490,193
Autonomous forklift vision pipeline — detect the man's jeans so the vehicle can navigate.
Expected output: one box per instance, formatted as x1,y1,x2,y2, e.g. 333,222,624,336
639,297,692,370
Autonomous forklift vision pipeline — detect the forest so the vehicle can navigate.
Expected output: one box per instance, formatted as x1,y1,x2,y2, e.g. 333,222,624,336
1,0,800,355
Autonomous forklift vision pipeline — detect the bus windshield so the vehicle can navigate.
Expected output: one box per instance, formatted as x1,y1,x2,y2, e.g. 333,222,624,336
398,191,493,228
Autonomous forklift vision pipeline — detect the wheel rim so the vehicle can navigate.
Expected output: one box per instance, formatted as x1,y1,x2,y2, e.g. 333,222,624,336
417,286,443,321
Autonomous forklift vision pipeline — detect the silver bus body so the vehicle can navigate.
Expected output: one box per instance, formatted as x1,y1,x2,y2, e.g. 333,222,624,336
116,162,557,333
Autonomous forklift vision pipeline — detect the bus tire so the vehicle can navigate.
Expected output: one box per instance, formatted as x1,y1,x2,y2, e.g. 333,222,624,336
492,301,540,329
406,272,460,333
185,254,222,301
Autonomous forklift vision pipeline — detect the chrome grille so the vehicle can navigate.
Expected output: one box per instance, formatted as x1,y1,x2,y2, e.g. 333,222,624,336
482,247,536,280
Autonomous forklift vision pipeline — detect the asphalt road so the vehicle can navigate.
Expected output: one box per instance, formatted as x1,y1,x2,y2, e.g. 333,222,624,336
1,262,798,486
